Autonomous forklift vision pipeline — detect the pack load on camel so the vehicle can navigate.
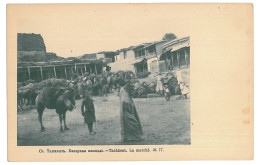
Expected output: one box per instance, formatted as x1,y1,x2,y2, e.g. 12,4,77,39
161,73,181,95
132,82,151,98
35,78,76,132
17,80,44,109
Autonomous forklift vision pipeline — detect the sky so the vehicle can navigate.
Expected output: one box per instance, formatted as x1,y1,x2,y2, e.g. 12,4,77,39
16,4,190,58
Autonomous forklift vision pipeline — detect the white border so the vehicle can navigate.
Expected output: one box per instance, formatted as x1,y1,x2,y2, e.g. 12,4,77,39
1,0,259,165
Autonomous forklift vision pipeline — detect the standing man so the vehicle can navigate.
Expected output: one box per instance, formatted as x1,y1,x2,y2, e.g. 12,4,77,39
175,69,183,84
120,83,143,142
156,73,163,96
81,91,96,135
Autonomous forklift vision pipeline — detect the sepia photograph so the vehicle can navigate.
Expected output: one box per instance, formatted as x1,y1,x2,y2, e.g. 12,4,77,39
7,3,253,161
16,14,190,146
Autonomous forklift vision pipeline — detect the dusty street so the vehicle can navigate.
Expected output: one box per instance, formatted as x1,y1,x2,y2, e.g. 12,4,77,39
18,93,190,146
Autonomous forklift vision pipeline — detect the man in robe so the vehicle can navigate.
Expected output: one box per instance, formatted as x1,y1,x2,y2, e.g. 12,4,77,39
120,83,143,142
81,91,96,135
156,73,163,96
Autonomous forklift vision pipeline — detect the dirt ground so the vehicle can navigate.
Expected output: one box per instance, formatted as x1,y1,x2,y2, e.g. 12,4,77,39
17,92,190,146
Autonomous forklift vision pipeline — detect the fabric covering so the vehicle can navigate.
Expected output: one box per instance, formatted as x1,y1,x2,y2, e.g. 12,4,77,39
120,87,143,141
156,75,163,92
180,83,189,95
175,70,183,84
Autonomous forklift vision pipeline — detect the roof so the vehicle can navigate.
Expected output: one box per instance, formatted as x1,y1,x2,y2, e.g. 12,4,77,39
116,43,151,52
96,51,116,54
107,57,146,66
128,58,147,65
143,40,167,49
170,42,190,52
130,43,150,50
17,58,104,68
162,36,190,53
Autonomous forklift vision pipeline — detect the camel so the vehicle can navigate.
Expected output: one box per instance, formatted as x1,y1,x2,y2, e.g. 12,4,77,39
35,87,76,132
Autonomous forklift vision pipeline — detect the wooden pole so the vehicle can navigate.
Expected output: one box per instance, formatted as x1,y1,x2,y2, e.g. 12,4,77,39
171,52,174,68
64,67,67,80
40,66,43,80
95,64,97,74
53,66,57,78
27,67,31,79
184,49,188,67
177,52,180,69
165,54,168,70
70,67,74,79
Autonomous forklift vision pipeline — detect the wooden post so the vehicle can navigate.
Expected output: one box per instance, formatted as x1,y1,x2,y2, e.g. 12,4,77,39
165,54,168,70
177,52,180,69
53,66,57,78
40,66,43,80
27,67,31,79
171,52,174,68
64,67,67,80
90,66,92,74
184,49,188,67
157,58,160,73
70,66,74,80
81,67,83,76
94,64,97,74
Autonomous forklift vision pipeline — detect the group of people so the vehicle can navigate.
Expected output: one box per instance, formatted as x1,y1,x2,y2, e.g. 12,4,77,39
156,69,189,99
69,71,134,100
80,82,144,142
78,70,189,142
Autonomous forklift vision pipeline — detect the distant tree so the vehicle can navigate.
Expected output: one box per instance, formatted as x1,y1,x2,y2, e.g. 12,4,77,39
162,33,177,41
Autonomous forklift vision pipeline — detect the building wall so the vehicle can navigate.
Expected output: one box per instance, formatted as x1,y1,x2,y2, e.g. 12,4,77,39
117,49,135,62
108,62,135,72
118,51,125,60
147,57,159,73
125,50,135,61
115,55,120,61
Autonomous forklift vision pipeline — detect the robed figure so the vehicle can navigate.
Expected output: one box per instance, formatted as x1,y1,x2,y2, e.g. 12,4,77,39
120,83,143,142
81,91,96,135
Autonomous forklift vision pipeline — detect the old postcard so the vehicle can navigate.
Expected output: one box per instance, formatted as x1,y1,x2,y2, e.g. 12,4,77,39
7,4,253,161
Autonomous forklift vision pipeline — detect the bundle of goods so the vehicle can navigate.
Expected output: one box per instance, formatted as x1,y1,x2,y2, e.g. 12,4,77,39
17,82,41,106
130,78,139,84
24,79,36,86
116,70,125,77
83,72,90,77
38,78,75,105
132,82,150,98
41,78,69,88
163,76,181,95
148,82,156,93
136,72,151,79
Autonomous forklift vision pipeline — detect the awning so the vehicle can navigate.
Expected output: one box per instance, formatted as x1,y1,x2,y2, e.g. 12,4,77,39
107,57,147,67
171,42,190,52
129,58,147,65
162,41,190,53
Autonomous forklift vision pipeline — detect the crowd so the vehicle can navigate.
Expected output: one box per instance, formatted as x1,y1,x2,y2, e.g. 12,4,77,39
17,70,189,110
17,69,189,143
